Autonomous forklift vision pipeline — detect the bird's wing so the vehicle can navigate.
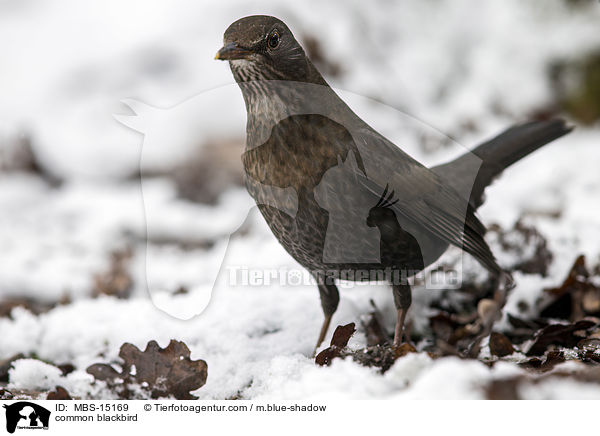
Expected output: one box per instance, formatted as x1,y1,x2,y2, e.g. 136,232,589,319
349,129,502,275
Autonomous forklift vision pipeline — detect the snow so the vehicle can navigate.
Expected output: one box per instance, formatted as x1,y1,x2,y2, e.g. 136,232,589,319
2,0,600,399
8,359,64,392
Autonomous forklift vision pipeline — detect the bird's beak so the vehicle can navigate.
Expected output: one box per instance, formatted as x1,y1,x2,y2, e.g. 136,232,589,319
215,42,251,61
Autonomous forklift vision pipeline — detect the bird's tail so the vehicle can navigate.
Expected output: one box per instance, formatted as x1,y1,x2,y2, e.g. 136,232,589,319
433,118,573,208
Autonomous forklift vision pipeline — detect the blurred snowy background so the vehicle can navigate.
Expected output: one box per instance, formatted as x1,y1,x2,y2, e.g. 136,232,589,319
1,0,600,399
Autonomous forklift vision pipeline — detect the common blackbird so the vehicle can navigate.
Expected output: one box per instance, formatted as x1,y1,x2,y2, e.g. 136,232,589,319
215,15,572,354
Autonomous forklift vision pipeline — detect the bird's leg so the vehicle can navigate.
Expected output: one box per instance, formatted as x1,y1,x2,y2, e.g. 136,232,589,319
313,281,340,356
315,314,332,353
392,283,412,346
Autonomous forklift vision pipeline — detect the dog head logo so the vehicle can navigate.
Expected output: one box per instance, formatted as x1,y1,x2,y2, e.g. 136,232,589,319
3,402,50,433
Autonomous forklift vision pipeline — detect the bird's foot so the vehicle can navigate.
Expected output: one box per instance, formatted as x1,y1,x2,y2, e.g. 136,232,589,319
392,309,416,357
391,342,417,359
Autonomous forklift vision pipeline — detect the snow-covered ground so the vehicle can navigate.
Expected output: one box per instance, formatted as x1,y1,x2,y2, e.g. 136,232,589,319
1,0,600,399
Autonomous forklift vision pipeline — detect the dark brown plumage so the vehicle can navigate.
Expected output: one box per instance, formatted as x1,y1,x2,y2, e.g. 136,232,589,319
216,15,572,354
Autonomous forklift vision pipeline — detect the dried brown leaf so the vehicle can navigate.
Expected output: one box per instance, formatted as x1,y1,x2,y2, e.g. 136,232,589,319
0,388,14,400
87,339,207,399
526,320,596,356
330,323,356,348
393,343,416,359
361,300,389,346
519,350,566,372
47,386,72,400
489,332,515,357
577,338,600,351
541,255,600,321
315,323,356,366
92,248,133,299
0,299,56,318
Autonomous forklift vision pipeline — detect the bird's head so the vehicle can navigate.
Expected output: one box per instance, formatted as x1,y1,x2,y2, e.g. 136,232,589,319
366,207,397,228
367,186,399,228
215,16,311,83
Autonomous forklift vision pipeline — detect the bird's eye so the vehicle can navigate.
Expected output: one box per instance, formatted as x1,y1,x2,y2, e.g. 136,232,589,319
268,30,280,49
